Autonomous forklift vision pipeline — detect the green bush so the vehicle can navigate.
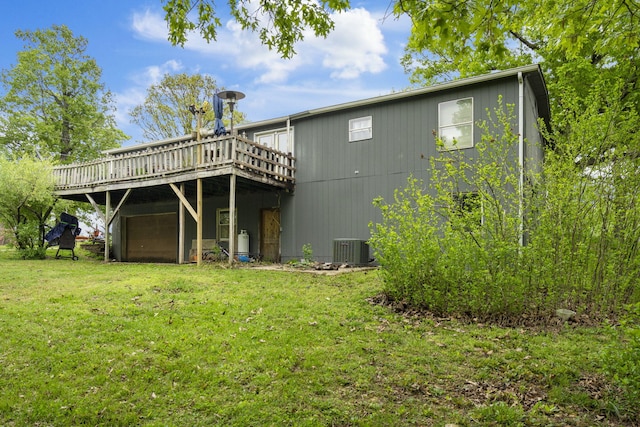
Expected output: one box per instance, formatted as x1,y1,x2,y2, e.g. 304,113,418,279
601,303,640,421
15,222,47,259
369,95,640,321
369,101,528,318
302,243,313,263
370,180,443,307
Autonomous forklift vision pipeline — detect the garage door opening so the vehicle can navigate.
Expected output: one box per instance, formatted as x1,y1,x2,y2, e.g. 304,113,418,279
124,213,177,263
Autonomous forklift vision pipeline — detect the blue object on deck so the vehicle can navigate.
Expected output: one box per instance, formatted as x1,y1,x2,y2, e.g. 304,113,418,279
213,93,227,136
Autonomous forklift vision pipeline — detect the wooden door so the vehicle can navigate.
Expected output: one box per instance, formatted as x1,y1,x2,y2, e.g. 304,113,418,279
125,213,177,263
260,209,280,262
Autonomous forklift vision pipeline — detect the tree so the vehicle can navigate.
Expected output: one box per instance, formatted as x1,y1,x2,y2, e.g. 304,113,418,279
0,25,127,163
162,0,350,58
0,156,56,258
161,1,639,116
129,73,245,141
395,0,640,113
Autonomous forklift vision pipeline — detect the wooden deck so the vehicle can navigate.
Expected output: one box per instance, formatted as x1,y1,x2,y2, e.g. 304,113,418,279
53,134,296,195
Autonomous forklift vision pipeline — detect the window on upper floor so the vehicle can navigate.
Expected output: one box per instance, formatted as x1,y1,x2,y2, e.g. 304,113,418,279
438,98,473,150
349,116,372,142
255,127,294,154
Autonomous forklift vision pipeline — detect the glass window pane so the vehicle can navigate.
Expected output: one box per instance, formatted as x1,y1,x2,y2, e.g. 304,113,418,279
439,98,472,127
258,134,273,148
439,98,473,150
219,211,229,225
349,116,372,142
254,127,294,155
219,227,229,240
277,132,289,152
350,117,370,130
351,129,372,141
440,124,473,149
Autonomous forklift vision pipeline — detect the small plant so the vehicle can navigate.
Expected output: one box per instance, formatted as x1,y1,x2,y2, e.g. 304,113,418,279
203,245,222,261
601,303,640,421
302,243,313,263
15,222,47,259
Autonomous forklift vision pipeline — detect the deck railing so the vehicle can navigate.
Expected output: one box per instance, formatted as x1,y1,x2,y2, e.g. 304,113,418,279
53,135,296,190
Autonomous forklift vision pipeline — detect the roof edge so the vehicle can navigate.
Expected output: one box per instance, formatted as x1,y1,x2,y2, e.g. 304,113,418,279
115,64,547,151
287,64,544,120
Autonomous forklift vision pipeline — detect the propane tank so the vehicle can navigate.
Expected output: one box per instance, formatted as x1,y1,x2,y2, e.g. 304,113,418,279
238,229,249,256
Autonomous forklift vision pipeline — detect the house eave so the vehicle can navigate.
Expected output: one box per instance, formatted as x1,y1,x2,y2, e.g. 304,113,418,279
287,64,546,120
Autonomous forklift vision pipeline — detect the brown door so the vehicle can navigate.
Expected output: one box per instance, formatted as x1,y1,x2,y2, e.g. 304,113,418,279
125,213,177,263
260,209,280,262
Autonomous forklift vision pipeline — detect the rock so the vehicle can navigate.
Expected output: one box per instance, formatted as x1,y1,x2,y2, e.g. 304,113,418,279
555,308,577,321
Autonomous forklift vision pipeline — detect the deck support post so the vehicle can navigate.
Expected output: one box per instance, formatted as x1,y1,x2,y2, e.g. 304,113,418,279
178,183,185,264
85,189,131,263
229,173,236,265
104,191,110,262
197,178,203,266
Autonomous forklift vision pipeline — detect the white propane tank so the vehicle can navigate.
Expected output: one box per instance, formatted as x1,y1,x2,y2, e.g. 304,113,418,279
238,229,249,255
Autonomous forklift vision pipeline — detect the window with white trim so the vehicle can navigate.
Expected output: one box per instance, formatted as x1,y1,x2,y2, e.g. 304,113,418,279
216,208,236,242
349,116,372,142
438,98,473,150
255,127,294,154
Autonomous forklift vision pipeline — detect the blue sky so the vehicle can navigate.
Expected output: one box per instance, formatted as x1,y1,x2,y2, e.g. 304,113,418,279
0,0,413,146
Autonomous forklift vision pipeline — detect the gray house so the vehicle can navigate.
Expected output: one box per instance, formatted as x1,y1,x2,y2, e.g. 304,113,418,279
53,64,549,264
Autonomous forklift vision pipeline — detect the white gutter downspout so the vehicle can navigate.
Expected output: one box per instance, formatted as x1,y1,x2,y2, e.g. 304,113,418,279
518,72,525,246
286,117,291,154
283,117,291,261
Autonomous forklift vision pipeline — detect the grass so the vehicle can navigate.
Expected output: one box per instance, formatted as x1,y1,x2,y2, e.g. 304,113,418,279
0,246,634,426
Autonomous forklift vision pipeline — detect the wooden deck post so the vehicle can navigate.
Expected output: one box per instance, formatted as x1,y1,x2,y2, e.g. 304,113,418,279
104,191,110,262
178,183,185,264
197,178,203,266
195,106,203,266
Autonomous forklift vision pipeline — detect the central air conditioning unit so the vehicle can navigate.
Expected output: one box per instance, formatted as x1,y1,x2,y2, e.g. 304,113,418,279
333,239,369,266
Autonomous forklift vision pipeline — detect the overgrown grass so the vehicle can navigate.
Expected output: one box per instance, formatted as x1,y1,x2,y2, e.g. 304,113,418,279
0,247,635,426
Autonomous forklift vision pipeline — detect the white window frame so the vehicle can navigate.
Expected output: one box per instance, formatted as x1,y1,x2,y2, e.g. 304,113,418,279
254,127,295,154
216,208,236,242
438,98,474,150
349,116,372,142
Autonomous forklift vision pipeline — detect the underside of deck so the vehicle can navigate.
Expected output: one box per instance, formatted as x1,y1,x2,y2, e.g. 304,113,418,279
51,134,296,265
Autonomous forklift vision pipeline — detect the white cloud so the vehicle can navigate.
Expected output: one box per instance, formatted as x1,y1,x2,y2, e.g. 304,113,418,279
129,5,389,84
139,60,184,85
119,3,411,143
131,9,168,41
308,8,388,79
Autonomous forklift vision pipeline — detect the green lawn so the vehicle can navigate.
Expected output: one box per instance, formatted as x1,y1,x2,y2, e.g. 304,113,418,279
0,247,632,426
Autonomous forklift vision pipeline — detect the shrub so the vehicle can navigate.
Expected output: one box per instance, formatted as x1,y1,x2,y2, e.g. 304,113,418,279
15,222,47,259
369,100,529,318
302,243,313,263
369,179,443,307
601,303,640,421
369,95,640,321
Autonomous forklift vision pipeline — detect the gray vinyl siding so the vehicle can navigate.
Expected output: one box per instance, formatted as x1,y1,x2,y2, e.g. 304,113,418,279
107,66,548,264
280,77,525,263
523,79,545,175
